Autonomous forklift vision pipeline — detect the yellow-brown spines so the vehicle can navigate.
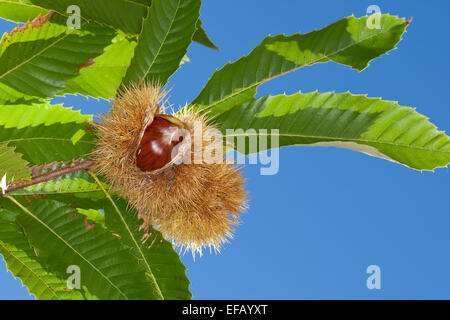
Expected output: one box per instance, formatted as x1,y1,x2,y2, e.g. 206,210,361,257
91,83,247,256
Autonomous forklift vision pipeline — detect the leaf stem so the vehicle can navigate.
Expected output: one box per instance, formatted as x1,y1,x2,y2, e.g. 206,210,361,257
4,161,94,195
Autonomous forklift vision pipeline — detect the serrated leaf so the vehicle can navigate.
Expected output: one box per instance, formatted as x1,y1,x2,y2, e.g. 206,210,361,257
103,197,192,300
0,141,31,183
16,171,100,196
25,170,193,299
0,12,115,99
191,14,409,114
0,1,215,99
215,91,450,171
0,218,85,299
12,198,163,299
123,0,202,86
0,102,95,165
63,34,136,98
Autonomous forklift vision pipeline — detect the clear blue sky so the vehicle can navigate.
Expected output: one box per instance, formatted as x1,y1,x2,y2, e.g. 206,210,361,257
1,0,450,299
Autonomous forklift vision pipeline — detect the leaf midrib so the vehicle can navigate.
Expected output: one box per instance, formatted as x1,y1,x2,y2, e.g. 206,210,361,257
11,189,99,195
223,132,450,154
4,137,93,144
141,0,182,81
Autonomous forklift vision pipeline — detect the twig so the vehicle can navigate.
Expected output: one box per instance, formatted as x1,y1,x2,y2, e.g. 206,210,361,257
4,161,94,194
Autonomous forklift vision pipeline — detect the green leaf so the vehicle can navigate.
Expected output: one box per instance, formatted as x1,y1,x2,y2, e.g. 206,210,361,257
7,168,108,208
193,19,218,51
103,196,192,300
191,14,409,114
24,0,216,49
22,176,100,196
0,84,43,105
0,1,215,99
0,218,84,299
63,34,136,98
12,198,164,299
36,193,107,212
12,169,102,198
0,102,95,165
0,141,31,183
123,0,202,86
0,0,49,23
29,0,147,35
216,91,450,171
26,170,192,299
0,12,115,99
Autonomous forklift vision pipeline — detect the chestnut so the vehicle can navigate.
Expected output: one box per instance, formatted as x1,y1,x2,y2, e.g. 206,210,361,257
136,115,186,172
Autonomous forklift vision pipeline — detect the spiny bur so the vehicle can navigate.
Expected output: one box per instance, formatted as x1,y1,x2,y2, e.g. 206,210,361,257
92,83,247,256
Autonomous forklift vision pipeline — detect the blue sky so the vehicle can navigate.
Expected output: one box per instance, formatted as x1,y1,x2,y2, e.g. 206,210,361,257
1,0,450,299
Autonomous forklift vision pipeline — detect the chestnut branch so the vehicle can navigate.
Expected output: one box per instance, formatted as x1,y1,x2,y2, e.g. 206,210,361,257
3,160,94,195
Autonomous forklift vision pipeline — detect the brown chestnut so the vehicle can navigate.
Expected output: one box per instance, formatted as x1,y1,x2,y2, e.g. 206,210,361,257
136,115,186,172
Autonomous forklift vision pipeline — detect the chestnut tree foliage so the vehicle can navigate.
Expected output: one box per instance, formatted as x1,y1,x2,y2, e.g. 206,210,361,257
0,0,448,299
